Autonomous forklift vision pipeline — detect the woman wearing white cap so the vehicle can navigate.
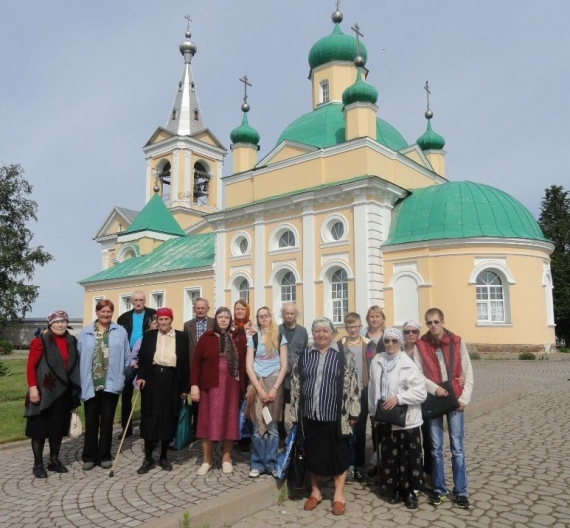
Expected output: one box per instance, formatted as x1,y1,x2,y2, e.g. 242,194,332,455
24,310,81,478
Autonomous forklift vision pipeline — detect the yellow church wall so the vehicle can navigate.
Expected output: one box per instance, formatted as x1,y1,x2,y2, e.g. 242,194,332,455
383,243,554,347
231,145,257,174
82,270,216,330
269,145,314,165
345,106,377,141
311,63,358,107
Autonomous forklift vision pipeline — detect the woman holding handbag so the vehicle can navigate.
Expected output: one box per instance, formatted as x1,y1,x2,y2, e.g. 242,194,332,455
24,310,81,478
136,307,189,474
368,327,427,509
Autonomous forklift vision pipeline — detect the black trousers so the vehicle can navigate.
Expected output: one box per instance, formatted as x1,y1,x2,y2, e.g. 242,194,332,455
120,377,134,433
82,391,119,463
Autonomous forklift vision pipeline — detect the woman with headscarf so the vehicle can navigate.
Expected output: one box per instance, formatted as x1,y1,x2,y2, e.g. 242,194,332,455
136,307,190,474
368,327,427,509
191,307,246,475
77,300,130,471
290,317,360,516
24,310,81,478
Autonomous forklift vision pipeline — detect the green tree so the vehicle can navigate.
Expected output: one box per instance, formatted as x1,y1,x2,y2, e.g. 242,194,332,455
0,164,53,330
538,185,570,344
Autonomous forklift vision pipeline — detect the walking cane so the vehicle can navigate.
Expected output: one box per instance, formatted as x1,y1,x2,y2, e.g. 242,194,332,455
109,389,140,477
372,421,381,488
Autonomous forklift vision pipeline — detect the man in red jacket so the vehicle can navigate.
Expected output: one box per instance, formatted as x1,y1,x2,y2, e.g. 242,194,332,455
414,308,473,510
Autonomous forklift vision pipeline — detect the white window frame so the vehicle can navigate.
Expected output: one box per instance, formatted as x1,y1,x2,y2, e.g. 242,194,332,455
119,294,132,315
149,290,165,310
92,296,104,320
184,288,202,322
320,80,330,103
320,214,349,246
230,231,252,258
269,224,300,254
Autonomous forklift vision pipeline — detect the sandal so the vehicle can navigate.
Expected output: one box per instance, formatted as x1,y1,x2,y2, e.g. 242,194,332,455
332,501,346,515
303,496,322,511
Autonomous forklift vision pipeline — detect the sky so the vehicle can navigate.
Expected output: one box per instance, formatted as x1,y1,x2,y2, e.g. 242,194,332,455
1,0,569,318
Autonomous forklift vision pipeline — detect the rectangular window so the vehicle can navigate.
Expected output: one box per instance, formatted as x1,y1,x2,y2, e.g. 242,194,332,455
184,288,201,322
321,82,330,103
119,295,132,314
150,290,165,309
332,283,348,323
92,296,104,319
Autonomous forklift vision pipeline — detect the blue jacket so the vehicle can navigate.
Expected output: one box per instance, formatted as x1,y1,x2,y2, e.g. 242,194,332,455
77,322,131,400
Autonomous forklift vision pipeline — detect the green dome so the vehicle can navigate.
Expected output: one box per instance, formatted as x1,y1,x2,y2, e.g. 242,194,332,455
385,181,547,246
276,103,407,151
230,112,260,145
417,120,445,151
342,68,378,106
308,24,368,70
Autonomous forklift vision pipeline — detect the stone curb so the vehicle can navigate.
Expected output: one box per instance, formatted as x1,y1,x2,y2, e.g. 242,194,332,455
142,376,570,528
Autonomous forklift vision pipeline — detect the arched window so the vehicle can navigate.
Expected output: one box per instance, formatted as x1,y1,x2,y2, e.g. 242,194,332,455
279,230,295,248
158,162,171,202
331,268,348,323
238,278,250,304
193,161,210,205
476,271,505,323
280,271,297,303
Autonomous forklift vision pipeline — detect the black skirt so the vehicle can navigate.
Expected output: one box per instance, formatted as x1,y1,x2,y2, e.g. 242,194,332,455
139,365,177,441
302,418,351,477
25,388,73,439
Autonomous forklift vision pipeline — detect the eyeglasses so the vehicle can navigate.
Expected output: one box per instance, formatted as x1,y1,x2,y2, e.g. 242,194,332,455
346,325,362,330
403,329,419,335
426,320,440,326
383,338,400,345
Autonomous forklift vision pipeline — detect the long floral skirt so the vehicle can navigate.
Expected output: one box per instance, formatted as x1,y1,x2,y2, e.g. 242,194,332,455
378,424,424,495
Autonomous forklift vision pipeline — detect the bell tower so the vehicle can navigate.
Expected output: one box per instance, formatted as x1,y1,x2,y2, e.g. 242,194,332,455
142,15,227,233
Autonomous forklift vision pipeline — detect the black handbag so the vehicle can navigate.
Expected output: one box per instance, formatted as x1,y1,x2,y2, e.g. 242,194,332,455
421,381,458,419
287,443,307,491
375,399,408,427
421,335,459,419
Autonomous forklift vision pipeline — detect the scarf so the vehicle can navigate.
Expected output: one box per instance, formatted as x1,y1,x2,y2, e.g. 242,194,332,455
219,331,239,379
379,350,402,401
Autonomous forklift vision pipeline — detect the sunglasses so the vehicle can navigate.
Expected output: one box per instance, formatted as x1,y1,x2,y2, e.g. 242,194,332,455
403,329,419,335
383,338,400,345
426,320,441,326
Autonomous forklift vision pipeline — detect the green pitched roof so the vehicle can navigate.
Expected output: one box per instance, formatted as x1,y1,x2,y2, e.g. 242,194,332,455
308,23,368,70
275,103,407,151
123,193,186,237
230,112,260,145
384,181,547,246
79,233,215,284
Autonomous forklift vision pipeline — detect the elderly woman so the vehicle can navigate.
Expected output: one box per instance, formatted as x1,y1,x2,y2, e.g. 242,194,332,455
290,317,360,516
77,300,130,471
368,327,427,509
136,307,189,474
191,307,247,476
245,306,288,478
24,310,81,478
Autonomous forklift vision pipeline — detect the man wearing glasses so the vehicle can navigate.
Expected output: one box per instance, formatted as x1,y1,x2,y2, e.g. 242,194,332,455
414,308,473,510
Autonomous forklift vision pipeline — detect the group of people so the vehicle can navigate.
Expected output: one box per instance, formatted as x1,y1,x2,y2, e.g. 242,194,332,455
24,294,473,516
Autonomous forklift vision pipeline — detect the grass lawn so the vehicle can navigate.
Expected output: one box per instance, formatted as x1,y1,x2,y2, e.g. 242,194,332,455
0,358,140,444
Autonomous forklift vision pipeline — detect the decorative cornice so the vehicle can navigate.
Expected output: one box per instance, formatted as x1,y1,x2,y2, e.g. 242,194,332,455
382,237,555,254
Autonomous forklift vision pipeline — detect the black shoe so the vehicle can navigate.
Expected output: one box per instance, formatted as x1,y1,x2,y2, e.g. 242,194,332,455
367,465,379,478
47,460,68,473
237,438,251,453
453,495,471,509
137,459,156,474
354,467,368,482
387,491,401,504
404,490,418,509
159,458,173,471
33,464,48,478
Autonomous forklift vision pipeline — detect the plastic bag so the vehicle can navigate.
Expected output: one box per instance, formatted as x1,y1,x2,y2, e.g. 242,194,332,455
68,409,82,438
174,399,194,450
274,423,298,480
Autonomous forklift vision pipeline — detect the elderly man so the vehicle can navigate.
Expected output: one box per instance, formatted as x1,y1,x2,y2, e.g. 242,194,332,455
117,291,157,438
414,308,474,510
278,302,308,441
183,297,214,437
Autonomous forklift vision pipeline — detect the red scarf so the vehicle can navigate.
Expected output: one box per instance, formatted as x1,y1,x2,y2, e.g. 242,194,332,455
416,329,463,398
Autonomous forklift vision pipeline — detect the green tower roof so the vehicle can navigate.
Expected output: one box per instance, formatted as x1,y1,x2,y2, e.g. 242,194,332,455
308,23,368,70
230,112,260,146
80,233,215,284
417,119,446,151
342,67,379,106
275,102,407,151
384,181,547,246
123,192,186,237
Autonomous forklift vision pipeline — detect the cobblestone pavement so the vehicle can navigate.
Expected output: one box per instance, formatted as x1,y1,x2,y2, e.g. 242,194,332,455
2,360,570,528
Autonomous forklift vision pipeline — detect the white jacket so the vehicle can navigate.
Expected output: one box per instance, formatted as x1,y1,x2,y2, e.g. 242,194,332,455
368,351,427,430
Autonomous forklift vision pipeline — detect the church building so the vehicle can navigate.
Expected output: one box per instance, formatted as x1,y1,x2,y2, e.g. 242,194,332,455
80,7,555,352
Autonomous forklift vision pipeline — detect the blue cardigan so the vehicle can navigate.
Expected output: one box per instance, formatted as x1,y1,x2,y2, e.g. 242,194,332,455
77,322,130,400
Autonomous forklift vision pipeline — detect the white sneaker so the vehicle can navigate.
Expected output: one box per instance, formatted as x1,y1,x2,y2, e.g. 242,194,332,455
222,461,233,474
196,463,211,476
249,468,260,478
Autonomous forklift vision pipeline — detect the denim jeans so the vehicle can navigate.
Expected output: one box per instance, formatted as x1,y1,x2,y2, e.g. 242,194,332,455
251,420,279,473
428,409,467,496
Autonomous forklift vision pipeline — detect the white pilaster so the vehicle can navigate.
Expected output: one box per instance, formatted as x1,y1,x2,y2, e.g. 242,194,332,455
184,149,192,206
302,205,315,325
217,160,224,210
214,226,227,309
171,148,179,206
254,215,265,310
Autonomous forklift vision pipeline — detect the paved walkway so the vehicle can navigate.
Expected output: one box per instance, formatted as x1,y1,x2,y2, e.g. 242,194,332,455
2,360,570,528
